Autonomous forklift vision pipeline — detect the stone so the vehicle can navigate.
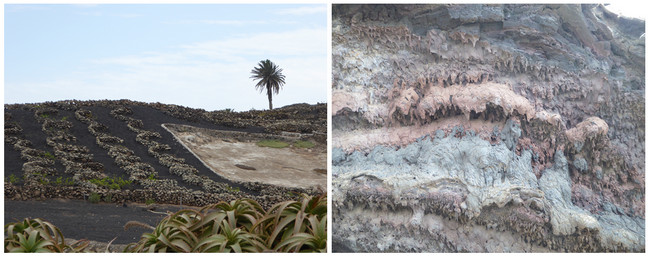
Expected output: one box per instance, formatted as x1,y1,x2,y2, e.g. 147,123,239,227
573,157,589,173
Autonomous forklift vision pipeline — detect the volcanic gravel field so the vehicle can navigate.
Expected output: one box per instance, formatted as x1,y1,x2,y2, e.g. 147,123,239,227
4,100,326,245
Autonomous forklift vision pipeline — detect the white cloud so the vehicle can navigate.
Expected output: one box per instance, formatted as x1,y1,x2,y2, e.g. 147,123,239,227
7,28,327,112
162,19,297,26
273,5,326,16
180,28,326,61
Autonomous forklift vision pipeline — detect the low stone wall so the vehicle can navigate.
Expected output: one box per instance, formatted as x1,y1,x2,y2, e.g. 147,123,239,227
4,182,307,210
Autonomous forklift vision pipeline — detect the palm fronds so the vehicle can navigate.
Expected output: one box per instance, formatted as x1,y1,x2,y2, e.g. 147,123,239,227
250,59,286,110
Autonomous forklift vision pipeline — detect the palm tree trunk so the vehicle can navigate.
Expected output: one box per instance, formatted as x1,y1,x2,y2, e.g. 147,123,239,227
267,87,273,110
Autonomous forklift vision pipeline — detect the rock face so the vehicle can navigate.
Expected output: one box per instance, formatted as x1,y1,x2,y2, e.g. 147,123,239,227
332,4,644,252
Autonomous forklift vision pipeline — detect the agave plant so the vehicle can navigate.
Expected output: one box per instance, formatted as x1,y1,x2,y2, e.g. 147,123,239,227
275,215,327,252
126,198,269,253
4,218,88,253
193,219,265,252
125,209,201,253
126,194,327,253
205,198,266,233
255,193,327,252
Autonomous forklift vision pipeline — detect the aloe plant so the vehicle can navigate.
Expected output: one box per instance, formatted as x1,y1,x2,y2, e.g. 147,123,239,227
256,193,327,252
193,220,265,252
125,199,269,253
275,215,327,252
4,218,88,253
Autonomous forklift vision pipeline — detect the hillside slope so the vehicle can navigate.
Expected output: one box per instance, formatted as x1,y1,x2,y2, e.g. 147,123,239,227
332,4,644,252
5,99,326,208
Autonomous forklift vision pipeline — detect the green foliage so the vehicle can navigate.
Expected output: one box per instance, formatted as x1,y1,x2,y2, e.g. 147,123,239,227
226,185,240,192
39,114,49,119
88,193,101,204
88,175,132,190
53,176,74,186
60,116,69,121
38,177,49,185
104,193,113,203
256,139,289,148
147,174,157,181
4,218,89,253
7,174,21,184
125,194,327,253
273,215,326,252
42,152,56,161
145,199,156,205
293,140,315,149
256,193,327,252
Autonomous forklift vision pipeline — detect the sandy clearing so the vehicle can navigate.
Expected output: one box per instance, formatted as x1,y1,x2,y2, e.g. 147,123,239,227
163,124,327,189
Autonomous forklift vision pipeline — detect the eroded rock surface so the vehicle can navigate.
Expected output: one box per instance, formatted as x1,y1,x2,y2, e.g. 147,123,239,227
332,4,644,252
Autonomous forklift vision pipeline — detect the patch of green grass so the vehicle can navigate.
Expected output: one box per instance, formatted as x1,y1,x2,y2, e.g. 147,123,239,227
39,114,50,119
256,139,289,148
145,198,156,205
89,175,133,190
147,174,157,181
60,116,69,121
88,193,101,204
294,140,315,148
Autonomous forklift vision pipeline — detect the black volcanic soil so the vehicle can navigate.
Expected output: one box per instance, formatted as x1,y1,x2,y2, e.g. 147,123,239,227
4,104,264,193
4,100,326,245
4,199,192,245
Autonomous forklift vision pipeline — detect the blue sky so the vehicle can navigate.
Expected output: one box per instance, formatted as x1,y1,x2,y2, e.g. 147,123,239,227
4,4,327,111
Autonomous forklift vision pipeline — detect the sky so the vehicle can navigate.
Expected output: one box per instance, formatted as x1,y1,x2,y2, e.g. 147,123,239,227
604,2,647,20
4,4,327,111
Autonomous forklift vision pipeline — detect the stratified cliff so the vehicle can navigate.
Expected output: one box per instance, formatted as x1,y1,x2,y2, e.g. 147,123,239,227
332,4,644,252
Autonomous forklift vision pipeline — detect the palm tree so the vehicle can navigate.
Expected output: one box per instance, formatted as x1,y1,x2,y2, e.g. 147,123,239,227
250,59,286,110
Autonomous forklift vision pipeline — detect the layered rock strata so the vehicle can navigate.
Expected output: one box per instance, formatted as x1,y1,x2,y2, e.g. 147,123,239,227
332,4,644,252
